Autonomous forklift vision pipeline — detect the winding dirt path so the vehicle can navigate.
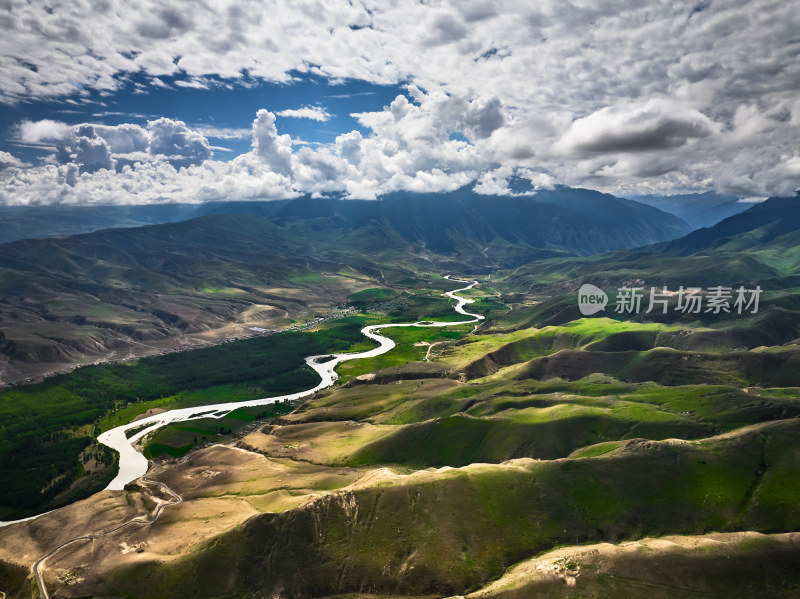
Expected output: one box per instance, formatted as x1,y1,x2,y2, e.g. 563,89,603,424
32,474,182,599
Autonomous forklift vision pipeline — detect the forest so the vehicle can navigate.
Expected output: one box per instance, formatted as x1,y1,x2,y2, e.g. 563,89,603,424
0,318,371,519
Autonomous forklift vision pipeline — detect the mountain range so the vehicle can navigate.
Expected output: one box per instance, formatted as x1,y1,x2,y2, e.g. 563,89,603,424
0,187,691,383
1,191,800,598
499,195,800,341
0,189,796,385
0,186,695,246
2,188,753,247
629,191,749,228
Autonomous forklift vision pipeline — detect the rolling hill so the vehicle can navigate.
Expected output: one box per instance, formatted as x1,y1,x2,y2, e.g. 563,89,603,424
502,195,800,296
0,197,798,596
0,188,691,383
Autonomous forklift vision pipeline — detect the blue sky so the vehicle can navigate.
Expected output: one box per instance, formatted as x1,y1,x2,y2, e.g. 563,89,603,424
0,1,798,205
1,72,405,164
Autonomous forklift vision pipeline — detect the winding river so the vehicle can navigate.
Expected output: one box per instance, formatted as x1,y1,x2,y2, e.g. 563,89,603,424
100,276,484,489
0,277,483,528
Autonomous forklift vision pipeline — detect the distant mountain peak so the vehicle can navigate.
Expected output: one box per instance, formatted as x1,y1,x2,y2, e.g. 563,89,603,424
627,191,748,229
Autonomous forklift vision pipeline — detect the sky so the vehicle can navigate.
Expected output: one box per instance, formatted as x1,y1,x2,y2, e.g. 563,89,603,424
0,0,799,206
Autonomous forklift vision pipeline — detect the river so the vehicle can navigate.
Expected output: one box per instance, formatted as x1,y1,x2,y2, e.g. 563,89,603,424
0,277,483,526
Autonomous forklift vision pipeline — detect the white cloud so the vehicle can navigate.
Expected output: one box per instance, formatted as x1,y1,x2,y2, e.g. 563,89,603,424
1,1,799,198
473,166,555,195
74,128,116,174
10,117,214,176
275,106,332,122
17,119,73,144
0,150,27,169
556,100,717,156
93,123,149,154
473,167,513,195
147,118,213,168
0,153,297,206
251,109,293,177
0,93,495,204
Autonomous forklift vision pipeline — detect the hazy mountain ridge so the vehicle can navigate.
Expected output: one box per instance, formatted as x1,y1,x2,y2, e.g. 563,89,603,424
656,195,800,255
228,186,692,262
0,203,200,245
504,196,800,295
0,186,690,247
629,191,749,228
0,188,691,382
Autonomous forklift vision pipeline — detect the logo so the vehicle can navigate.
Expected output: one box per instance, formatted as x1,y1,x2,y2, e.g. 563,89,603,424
578,284,608,315
575,283,762,316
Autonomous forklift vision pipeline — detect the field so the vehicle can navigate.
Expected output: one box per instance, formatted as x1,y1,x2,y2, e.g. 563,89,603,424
0,276,477,520
0,318,373,519
2,244,800,597
142,404,294,458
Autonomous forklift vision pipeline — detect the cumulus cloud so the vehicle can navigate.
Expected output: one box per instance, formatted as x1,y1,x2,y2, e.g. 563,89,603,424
0,152,297,206
0,150,27,169
0,91,497,204
275,106,332,122
335,131,364,166
251,109,293,176
74,128,116,174
473,167,513,195
1,1,800,198
147,118,212,168
18,119,73,144
94,123,149,153
473,167,555,195
10,117,213,178
556,100,717,155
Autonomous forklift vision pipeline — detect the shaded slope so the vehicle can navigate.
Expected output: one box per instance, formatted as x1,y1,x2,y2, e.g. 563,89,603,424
658,195,800,255
630,190,748,228
0,188,692,380
107,419,800,599
467,531,800,599
0,203,199,244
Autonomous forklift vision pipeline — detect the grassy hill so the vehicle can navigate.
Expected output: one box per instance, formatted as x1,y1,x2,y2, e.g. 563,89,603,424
1,194,799,597
103,419,800,598
0,188,691,385
1,259,799,596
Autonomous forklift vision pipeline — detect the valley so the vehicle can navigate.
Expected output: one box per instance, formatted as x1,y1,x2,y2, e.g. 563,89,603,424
0,194,799,598
2,282,799,597
0,188,688,386
3,3,799,597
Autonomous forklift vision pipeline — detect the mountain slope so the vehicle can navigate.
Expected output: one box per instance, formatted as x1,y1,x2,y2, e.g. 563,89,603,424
492,195,800,345
99,420,800,599
0,203,200,244
260,186,691,263
504,195,800,292
0,188,691,382
629,191,749,228
0,215,389,384
658,195,800,255
0,187,690,255
1,211,799,597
